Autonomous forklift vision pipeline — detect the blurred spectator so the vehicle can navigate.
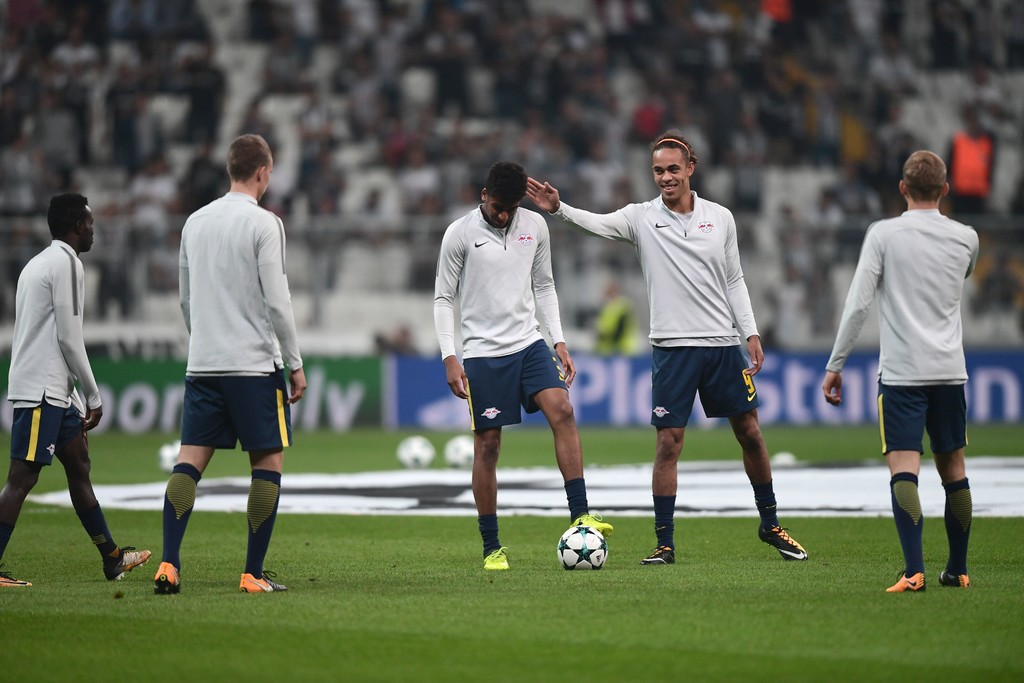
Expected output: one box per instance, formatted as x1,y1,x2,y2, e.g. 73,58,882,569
705,67,744,162
728,110,767,212
0,88,26,148
264,31,308,94
420,6,475,116
374,324,418,356
398,144,442,215
929,0,967,68
964,61,1013,135
177,43,224,144
248,0,278,41
179,141,227,214
0,132,46,215
305,148,345,216
237,98,277,148
32,90,79,188
867,33,918,122
807,72,842,167
51,22,101,73
833,161,882,216
290,0,318,67
975,253,1024,342
576,140,627,213
1007,1,1024,67
127,154,179,238
106,62,146,172
769,264,811,349
948,106,995,216
109,0,157,41
594,280,639,356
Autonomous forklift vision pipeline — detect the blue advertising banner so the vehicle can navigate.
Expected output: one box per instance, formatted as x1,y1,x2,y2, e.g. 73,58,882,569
393,351,1024,429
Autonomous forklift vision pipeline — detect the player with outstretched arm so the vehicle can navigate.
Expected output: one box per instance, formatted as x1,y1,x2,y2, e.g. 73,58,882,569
527,131,807,566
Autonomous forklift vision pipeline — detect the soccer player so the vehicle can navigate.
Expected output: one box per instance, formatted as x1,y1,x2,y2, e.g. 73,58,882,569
1,193,151,587
154,134,307,595
822,150,978,592
434,161,613,571
526,131,807,565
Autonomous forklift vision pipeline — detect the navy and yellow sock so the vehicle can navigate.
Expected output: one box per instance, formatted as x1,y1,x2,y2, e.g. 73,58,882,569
943,477,972,576
564,477,589,521
752,480,780,530
77,504,119,560
653,495,675,549
244,469,282,577
890,472,924,576
478,514,500,555
161,463,201,568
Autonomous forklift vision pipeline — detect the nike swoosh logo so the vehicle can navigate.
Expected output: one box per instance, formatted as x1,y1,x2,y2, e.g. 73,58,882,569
474,241,487,248
779,548,807,560
654,223,670,228
747,392,757,402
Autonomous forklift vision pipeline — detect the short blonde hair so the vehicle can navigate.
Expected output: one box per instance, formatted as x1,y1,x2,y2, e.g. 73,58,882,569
902,150,946,201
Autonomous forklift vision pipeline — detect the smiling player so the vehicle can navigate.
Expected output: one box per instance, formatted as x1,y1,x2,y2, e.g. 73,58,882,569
527,130,807,566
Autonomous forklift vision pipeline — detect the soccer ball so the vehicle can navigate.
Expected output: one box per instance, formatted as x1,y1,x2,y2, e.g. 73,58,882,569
396,435,436,468
158,440,180,473
557,525,608,570
443,434,475,468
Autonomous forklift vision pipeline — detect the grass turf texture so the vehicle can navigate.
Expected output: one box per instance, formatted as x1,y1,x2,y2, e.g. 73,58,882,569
1,425,1022,682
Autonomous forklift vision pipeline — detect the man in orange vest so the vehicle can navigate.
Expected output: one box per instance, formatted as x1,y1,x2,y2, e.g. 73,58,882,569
948,106,995,216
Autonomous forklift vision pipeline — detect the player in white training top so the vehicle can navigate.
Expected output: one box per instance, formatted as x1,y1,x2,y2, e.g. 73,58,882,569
527,130,807,566
154,134,306,595
434,161,612,571
823,150,979,593
2,193,151,588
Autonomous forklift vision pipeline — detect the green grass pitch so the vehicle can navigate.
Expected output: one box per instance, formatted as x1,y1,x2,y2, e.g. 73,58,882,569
1,425,1022,682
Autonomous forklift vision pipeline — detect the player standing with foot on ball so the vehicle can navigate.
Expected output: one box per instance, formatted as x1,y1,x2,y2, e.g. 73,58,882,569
527,131,807,566
434,161,613,571
154,134,306,595
822,150,978,592
1,193,151,587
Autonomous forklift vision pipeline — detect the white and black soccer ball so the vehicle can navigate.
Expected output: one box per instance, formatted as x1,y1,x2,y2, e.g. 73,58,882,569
557,525,608,570
158,440,180,473
443,434,475,468
396,435,436,469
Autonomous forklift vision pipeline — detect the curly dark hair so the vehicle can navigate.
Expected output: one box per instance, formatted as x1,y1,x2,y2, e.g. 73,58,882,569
47,193,90,239
484,161,527,203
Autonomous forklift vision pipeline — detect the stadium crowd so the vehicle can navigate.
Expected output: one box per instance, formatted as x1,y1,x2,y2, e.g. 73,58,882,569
1,0,1022,349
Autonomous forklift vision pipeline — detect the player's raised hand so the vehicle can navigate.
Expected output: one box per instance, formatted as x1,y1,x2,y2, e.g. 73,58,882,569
526,177,560,213
822,370,843,406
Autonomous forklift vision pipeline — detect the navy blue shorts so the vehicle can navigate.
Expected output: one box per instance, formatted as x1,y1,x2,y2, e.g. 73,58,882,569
10,400,84,466
877,383,967,455
463,339,568,430
651,345,759,428
181,370,293,452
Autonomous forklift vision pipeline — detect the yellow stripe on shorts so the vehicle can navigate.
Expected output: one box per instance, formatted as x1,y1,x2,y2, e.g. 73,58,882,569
466,377,475,432
277,389,289,448
26,406,42,462
877,393,886,454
